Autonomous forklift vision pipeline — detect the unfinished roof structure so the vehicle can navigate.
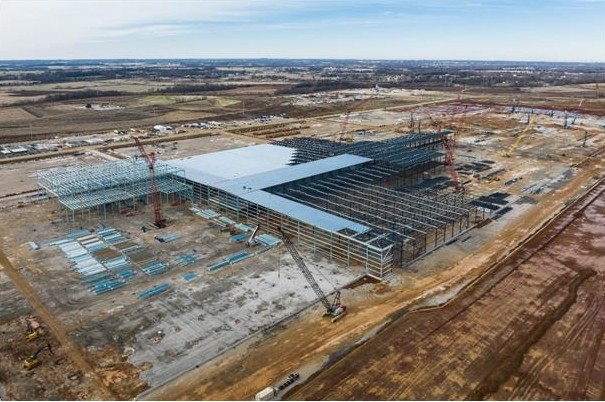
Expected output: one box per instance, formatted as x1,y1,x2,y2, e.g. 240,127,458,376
167,134,481,278
37,159,192,222
36,134,480,279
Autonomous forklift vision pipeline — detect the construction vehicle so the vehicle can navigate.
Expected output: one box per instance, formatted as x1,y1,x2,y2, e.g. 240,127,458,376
502,115,536,158
246,225,260,247
134,137,166,228
277,228,346,322
23,342,53,370
442,133,465,193
25,316,42,341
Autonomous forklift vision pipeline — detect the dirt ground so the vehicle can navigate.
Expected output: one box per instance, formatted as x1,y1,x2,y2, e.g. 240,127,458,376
1,84,605,400
287,173,605,400
143,149,605,401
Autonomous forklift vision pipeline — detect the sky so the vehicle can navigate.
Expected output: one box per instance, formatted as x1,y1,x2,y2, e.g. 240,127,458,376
0,0,603,62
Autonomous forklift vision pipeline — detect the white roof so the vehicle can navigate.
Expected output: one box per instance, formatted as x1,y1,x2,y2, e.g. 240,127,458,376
242,190,370,234
165,143,295,181
164,144,373,234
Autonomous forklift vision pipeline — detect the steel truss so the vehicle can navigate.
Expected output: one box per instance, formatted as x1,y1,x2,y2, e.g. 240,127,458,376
37,159,192,223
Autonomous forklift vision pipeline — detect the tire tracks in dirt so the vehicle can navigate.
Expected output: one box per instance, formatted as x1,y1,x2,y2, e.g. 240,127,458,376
0,234,116,400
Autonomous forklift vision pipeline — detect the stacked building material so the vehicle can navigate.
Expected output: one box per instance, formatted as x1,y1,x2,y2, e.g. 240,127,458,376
189,207,220,220
182,272,198,282
138,283,171,299
230,233,249,243
155,233,181,243
254,234,282,247
141,260,169,276
178,254,198,266
91,278,126,295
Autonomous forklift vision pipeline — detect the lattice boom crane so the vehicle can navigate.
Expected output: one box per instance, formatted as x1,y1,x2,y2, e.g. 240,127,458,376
278,228,346,322
443,132,465,193
134,137,166,228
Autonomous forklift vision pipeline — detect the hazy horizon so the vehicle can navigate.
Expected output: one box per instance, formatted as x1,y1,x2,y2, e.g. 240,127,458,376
0,58,603,64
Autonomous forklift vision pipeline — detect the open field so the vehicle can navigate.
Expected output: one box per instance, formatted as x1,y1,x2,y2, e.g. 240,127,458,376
1,66,605,401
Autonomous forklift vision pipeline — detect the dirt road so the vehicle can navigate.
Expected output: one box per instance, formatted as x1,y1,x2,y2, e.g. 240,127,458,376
0,232,115,400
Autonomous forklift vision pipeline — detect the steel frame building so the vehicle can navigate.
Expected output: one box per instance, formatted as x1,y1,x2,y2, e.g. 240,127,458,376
37,133,481,279
37,159,192,222
168,134,481,279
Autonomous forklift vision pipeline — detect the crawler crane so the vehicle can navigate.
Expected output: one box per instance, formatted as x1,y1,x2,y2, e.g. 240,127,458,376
277,228,346,322
134,137,166,228
442,132,465,193
25,316,42,341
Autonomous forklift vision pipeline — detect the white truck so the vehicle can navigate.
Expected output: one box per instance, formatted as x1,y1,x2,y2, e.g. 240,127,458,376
254,386,276,401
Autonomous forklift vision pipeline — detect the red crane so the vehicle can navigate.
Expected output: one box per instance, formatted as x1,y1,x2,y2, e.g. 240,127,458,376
134,137,166,228
442,133,465,193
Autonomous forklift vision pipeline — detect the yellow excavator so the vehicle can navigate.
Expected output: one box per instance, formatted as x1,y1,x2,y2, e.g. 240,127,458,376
23,342,53,370
25,316,42,341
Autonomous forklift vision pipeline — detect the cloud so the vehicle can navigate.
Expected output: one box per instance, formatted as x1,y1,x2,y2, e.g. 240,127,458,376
0,0,602,60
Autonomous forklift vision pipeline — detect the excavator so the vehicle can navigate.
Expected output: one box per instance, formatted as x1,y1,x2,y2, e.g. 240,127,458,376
25,316,42,341
23,342,53,370
277,227,346,322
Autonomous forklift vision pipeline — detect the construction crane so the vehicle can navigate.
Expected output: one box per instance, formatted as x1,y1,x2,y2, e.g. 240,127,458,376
246,225,260,247
134,137,166,228
23,342,53,370
502,115,536,158
442,133,465,193
277,228,346,322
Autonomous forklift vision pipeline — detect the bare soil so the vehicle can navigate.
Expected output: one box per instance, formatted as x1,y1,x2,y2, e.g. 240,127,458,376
287,176,605,400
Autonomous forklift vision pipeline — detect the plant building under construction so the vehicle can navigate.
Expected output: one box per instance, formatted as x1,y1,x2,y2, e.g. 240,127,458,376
37,132,481,279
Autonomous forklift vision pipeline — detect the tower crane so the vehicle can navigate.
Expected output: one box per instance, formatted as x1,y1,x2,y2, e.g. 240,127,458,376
336,92,378,143
277,228,346,322
134,137,166,228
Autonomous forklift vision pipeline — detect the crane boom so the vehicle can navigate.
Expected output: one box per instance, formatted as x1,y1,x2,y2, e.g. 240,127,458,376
442,133,464,192
134,137,166,227
279,229,332,312
278,228,344,319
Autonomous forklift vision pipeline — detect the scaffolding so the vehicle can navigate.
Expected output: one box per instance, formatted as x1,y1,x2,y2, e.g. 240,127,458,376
37,159,192,223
